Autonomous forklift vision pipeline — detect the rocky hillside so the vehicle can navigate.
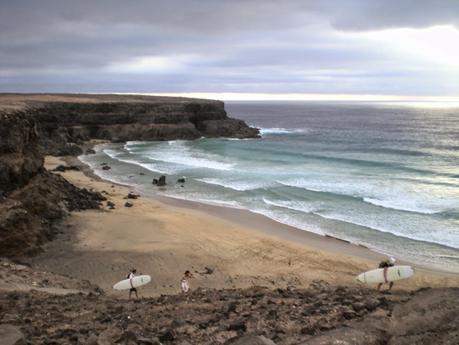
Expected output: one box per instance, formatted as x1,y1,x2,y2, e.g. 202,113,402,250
0,110,105,258
0,94,260,155
1,273,457,345
0,93,258,257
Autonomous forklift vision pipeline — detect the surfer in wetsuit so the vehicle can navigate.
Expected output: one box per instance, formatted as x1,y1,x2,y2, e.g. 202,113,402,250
127,269,139,299
377,257,396,291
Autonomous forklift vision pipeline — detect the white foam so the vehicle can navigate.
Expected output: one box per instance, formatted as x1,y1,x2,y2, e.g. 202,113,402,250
249,208,325,235
363,197,441,215
315,210,459,249
102,148,122,159
102,149,175,174
221,137,255,141
262,198,318,213
197,178,274,191
278,178,457,215
434,255,459,260
125,141,151,145
259,127,306,135
124,141,151,149
160,193,244,209
150,155,233,171
145,142,235,171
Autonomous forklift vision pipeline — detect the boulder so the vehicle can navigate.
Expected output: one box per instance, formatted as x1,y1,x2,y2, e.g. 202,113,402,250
127,192,140,199
53,165,80,172
157,175,166,186
124,202,133,208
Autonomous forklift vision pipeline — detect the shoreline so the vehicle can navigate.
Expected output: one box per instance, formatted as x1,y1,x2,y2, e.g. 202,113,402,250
70,151,386,262
149,195,459,276
72,148,458,276
31,154,459,298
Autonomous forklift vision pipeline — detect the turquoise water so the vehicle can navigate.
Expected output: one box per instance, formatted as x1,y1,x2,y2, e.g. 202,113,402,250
80,102,459,272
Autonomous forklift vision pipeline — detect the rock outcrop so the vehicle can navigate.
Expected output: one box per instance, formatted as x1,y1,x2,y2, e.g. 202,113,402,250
0,94,259,155
0,93,258,257
1,279,457,345
0,110,104,258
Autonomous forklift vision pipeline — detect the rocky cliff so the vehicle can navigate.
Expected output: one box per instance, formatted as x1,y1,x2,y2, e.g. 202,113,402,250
0,109,104,258
0,94,258,256
0,94,259,155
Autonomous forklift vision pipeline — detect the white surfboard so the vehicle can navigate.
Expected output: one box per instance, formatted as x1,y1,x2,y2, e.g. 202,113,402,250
113,275,151,290
356,265,414,284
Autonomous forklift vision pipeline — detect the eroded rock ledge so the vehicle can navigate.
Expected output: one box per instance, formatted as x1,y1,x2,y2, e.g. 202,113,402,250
0,94,258,257
1,94,259,155
0,112,105,257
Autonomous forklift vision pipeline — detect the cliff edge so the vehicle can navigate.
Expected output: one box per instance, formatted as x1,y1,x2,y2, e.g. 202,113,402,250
0,93,258,257
0,94,260,155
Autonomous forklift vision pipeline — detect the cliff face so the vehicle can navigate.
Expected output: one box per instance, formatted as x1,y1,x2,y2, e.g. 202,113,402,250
18,95,259,155
0,110,104,257
0,94,258,257
0,111,43,193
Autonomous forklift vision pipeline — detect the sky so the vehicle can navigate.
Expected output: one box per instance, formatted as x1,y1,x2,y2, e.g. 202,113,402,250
1,0,459,100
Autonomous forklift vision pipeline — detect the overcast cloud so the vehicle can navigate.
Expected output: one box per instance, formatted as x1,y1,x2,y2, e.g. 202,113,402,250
1,0,458,96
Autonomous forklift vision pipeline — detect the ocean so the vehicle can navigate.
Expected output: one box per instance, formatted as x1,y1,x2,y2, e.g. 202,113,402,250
80,101,459,273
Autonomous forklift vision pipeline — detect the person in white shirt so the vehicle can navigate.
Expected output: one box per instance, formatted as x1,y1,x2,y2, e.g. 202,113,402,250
377,257,396,291
180,270,193,293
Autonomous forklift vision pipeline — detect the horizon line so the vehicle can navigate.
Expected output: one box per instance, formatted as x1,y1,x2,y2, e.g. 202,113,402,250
131,92,459,103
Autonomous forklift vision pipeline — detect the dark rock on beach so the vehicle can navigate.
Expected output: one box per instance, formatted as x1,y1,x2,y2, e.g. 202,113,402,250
124,201,133,208
157,175,167,186
126,192,140,199
52,164,80,172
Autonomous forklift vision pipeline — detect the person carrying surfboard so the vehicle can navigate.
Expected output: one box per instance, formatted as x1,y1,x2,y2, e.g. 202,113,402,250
127,269,139,299
377,257,396,291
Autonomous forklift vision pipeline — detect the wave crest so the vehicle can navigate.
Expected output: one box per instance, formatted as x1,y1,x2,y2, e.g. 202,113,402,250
259,127,306,135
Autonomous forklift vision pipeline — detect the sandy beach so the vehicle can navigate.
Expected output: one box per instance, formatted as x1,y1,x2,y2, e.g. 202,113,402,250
29,155,459,298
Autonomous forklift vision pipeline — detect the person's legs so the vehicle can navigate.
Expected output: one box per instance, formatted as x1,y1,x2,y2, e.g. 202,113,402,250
388,282,394,291
129,288,137,299
377,283,382,291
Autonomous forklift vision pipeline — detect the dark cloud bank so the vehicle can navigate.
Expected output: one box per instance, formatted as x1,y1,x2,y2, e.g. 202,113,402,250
1,0,458,95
